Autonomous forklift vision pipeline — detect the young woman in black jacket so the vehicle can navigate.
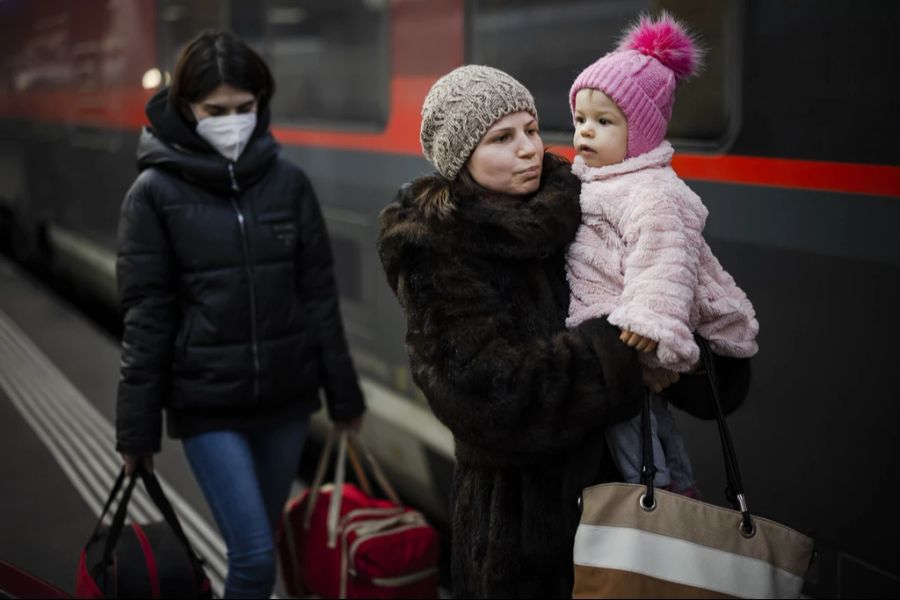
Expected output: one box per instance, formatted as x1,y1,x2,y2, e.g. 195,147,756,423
377,65,750,598
115,31,365,598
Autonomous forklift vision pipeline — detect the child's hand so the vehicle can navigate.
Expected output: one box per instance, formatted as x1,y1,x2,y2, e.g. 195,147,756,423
619,328,657,353
641,365,680,393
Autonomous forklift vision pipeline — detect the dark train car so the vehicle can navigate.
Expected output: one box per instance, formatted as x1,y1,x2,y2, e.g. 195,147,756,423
1,1,898,596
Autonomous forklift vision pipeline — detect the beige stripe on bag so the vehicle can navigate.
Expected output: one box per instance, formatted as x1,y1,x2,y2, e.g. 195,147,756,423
573,565,733,599
579,483,813,576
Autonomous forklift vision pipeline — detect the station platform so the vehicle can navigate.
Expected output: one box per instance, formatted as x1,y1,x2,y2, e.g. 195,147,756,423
0,255,453,599
0,257,232,597
6,247,897,600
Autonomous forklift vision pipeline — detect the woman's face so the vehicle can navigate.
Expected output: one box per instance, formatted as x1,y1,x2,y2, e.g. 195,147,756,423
190,83,257,120
466,111,544,196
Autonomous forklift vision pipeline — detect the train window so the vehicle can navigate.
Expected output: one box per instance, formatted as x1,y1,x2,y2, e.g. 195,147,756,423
467,0,736,145
262,0,390,126
158,0,390,127
158,1,228,75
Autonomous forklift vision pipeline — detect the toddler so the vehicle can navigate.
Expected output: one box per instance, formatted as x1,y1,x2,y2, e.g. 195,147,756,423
565,13,759,494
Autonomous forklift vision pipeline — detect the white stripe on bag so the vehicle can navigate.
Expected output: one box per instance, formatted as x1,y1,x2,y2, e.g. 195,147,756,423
573,524,805,599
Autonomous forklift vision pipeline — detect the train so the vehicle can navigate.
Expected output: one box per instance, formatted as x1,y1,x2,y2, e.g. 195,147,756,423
1,1,899,596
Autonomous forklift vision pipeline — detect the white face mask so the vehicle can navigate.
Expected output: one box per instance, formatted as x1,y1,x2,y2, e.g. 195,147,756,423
195,113,257,162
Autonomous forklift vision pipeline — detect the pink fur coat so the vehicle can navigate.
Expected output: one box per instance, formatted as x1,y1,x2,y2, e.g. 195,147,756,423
566,141,759,372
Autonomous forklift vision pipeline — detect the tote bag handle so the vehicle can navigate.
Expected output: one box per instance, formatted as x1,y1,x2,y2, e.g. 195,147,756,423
639,336,755,536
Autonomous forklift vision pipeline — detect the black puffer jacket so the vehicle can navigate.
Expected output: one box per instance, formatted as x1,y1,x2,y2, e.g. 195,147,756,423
377,154,750,598
116,89,364,455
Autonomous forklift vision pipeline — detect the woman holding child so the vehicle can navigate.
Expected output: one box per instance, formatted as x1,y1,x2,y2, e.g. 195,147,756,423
377,14,753,599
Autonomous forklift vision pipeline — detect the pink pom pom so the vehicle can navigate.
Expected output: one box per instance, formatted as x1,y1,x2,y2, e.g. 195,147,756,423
618,11,702,81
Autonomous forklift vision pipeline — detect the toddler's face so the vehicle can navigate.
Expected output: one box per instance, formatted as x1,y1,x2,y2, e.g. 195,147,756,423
573,88,628,168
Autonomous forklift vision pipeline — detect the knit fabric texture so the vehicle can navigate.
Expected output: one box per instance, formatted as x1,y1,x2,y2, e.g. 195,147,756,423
570,49,676,159
420,65,536,179
569,13,702,159
566,141,759,371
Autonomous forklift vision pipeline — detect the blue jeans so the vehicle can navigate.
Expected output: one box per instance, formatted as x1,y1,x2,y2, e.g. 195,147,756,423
605,394,695,492
182,418,309,599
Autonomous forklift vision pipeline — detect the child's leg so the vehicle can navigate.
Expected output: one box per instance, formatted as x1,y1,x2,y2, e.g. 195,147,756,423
605,410,671,487
651,395,697,494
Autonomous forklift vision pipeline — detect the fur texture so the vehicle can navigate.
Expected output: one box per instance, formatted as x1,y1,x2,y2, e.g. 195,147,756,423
378,155,645,597
618,11,702,81
566,141,759,373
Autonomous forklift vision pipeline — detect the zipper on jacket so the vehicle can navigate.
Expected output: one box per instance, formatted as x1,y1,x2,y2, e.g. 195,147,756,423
228,162,261,402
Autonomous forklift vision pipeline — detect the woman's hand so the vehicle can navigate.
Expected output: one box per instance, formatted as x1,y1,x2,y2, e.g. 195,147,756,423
619,328,658,353
334,416,363,433
122,454,154,476
641,365,680,393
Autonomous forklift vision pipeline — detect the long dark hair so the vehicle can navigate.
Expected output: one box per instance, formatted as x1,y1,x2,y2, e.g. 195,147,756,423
169,31,275,121
409,166,485,221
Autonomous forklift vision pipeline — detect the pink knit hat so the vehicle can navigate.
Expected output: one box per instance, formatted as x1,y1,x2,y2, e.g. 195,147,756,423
569,12,703,158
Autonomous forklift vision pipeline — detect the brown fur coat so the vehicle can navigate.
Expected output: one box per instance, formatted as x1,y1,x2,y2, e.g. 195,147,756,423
377,155,645,598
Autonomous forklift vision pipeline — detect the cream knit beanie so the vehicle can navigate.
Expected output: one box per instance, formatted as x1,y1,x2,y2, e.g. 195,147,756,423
420,65,536,180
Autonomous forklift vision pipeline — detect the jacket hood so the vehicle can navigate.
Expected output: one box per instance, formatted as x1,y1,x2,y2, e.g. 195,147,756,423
378,153,582,285
137,87,279,194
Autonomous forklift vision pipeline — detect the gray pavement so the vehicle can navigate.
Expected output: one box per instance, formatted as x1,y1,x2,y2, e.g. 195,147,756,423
0,257,231,596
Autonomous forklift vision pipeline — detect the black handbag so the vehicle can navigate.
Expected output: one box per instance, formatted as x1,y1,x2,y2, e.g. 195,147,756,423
76,465,211,599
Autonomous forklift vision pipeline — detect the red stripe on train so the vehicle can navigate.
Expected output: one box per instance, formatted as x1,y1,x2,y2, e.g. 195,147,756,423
270,77,429,155
673,153,900,198
1,82,897,198
550,146,900,198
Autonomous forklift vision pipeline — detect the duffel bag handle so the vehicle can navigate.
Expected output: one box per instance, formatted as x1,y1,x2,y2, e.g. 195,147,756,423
94,466,207,585
301,429,346,547
345,439,373,497
137,465,208,579
95,468,140,580
90,467,129,542
347,431,400,506
302,429,403,548
303,428,337,530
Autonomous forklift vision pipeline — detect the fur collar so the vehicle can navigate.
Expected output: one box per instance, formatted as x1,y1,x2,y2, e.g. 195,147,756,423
378,154,581,277
572,141,674,183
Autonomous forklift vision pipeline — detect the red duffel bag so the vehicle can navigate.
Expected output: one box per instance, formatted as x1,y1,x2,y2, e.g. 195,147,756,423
277,430,440,599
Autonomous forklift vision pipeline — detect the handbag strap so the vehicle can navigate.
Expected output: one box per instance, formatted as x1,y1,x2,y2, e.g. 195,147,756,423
697,337,755,535
137,465,207,576
639,391,657,509
91,468,128,540
639,338,755,535
97,468,140,578
96,466,207,582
